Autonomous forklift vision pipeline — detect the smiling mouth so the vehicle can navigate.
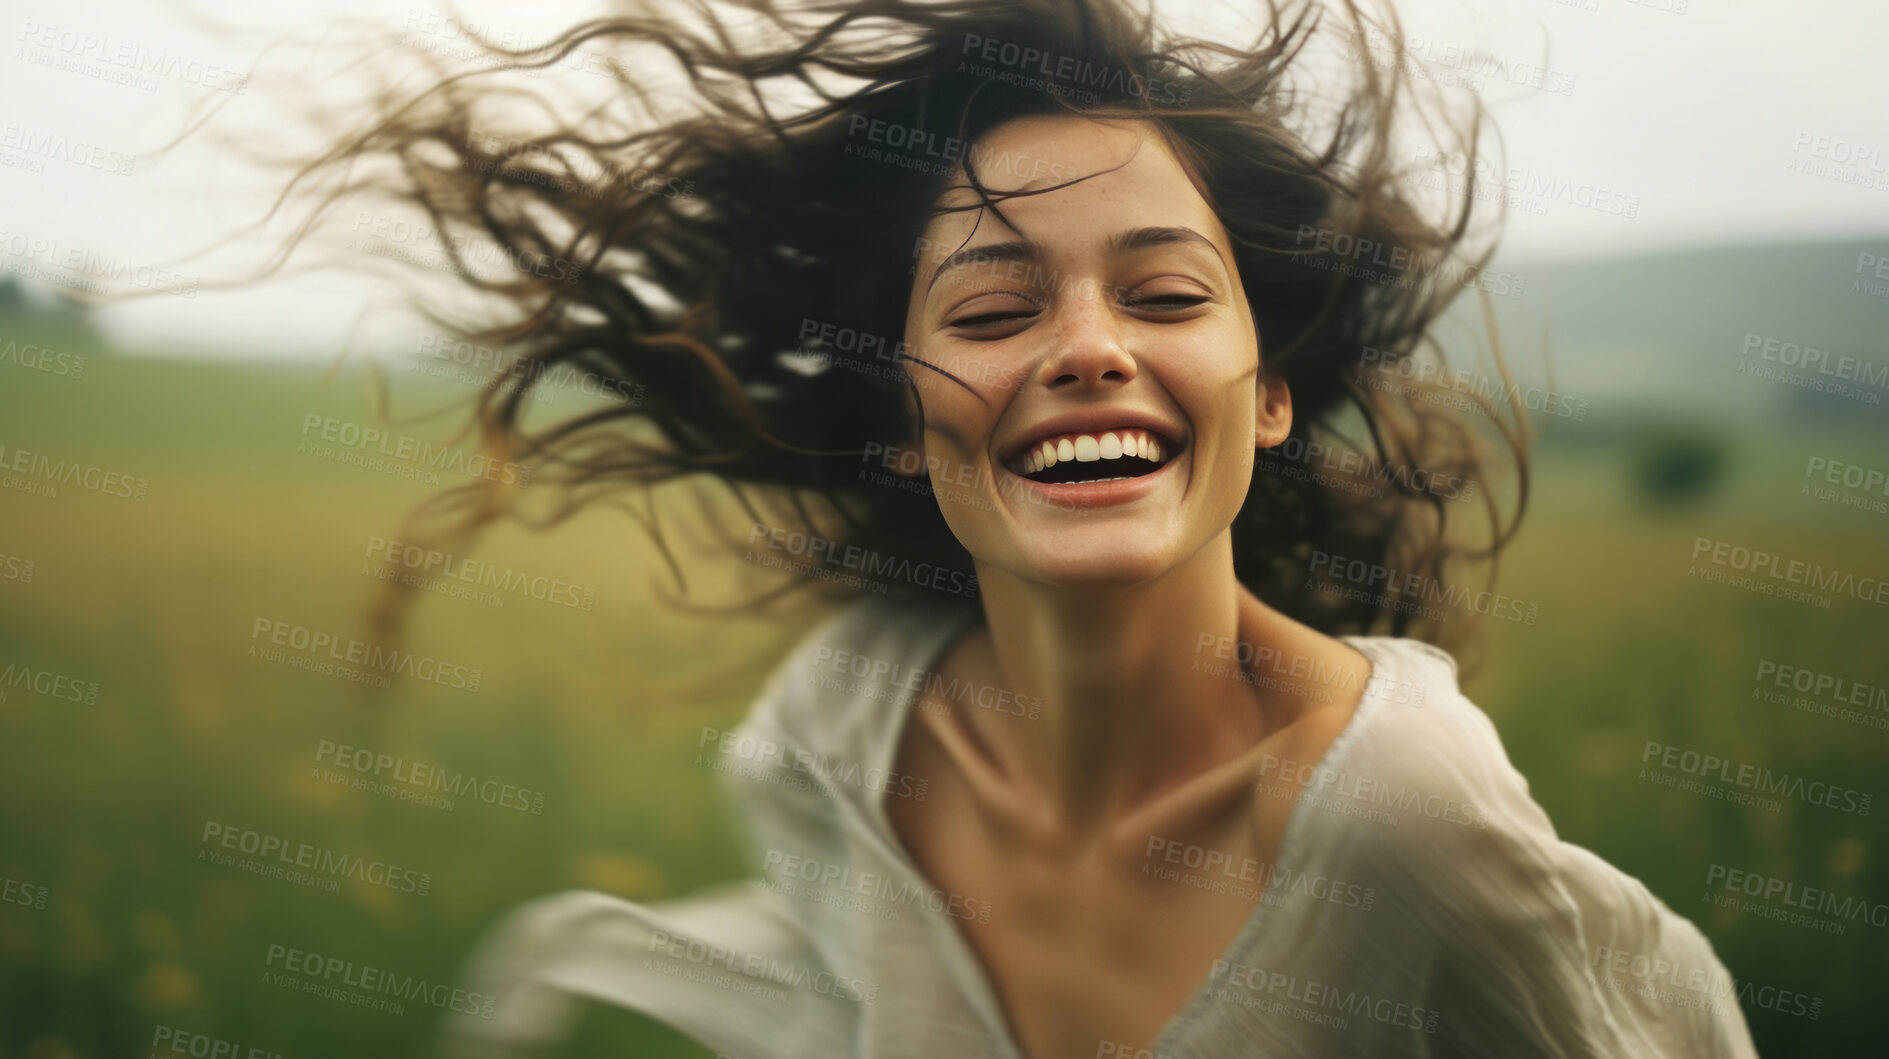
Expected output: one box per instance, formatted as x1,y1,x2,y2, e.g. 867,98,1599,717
1007,429,1181,485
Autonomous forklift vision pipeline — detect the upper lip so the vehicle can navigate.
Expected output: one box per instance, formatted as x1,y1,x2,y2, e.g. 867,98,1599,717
999,408,1188,467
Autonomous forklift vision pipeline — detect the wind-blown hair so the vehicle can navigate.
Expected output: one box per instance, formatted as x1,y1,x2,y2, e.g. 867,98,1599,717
257,0,1529,660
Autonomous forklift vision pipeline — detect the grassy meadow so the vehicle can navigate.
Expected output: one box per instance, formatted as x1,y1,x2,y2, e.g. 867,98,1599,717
1,326,1885,1057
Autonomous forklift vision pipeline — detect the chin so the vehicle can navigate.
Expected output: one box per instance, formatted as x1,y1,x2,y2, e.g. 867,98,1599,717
1006,539,1180,589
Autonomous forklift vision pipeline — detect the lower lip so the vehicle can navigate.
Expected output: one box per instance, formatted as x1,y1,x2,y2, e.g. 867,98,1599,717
1001,450,1183,509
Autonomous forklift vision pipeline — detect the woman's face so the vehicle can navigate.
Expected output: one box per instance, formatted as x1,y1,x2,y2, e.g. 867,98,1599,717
901,114,1289,587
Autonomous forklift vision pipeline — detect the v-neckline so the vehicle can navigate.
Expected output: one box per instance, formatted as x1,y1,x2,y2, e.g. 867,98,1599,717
854,601,1392,1059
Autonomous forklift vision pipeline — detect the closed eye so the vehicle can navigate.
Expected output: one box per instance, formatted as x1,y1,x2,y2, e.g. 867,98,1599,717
1125,294,1209,310
950,309,1039,329
946,294,1206,331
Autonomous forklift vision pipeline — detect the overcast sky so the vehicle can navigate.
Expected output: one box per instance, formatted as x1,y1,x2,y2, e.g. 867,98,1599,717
3,0,1886,358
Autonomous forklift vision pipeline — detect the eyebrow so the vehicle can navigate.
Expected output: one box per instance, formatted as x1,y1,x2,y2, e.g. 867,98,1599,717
924,225,1227,295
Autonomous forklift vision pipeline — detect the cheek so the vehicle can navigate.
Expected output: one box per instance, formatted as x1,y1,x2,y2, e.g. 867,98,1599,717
913,385,979,453
905,373,1000,483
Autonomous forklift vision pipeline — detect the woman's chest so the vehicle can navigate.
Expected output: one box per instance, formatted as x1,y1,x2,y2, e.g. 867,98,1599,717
886,758,1282,1059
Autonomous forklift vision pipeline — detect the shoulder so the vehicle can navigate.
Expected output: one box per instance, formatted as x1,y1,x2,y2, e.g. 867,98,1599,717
1331,638,1758,1054
1342,636,1518,805
1317,637,1561,898
738,593,978,754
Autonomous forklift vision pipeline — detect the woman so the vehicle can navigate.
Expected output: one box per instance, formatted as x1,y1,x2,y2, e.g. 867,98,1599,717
278,0,1759,1054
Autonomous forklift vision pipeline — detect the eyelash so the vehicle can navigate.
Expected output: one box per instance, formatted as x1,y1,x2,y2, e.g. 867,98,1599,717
948,293,1208,330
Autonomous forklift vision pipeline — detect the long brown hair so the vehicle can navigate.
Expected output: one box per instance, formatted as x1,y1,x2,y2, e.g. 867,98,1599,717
235,0,1531,663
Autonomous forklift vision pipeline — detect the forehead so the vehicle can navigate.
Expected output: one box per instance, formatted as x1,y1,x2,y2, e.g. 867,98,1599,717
917,115,1222,254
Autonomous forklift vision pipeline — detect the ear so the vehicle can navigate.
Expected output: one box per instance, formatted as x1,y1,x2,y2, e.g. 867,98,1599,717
1255,367,1293,450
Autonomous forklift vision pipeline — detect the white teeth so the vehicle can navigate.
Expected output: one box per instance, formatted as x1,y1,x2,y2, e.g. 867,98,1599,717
1014,428,1178,476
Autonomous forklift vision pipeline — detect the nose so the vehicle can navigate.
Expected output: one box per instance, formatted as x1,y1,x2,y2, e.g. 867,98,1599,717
1034,287,1138,390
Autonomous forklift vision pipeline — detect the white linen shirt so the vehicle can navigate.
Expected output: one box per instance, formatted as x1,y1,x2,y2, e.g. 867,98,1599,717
444,594,1760,1058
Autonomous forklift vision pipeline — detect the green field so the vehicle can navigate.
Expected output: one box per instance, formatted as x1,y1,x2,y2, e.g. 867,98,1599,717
1,327,1885,1057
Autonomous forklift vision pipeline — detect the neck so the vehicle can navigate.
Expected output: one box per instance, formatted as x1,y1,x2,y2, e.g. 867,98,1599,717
967,531,1301,835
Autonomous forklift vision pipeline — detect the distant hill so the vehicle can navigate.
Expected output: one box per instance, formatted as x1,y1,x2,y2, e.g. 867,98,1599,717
1464,238,1889,429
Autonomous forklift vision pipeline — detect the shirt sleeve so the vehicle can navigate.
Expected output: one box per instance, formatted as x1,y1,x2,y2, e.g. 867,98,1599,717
1367,657,1761,1058
437,602,892,1058
438,882,856,1058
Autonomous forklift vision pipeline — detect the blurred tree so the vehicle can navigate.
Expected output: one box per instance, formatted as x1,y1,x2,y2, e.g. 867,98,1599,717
0,274,97,333
1629,426,1727,507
